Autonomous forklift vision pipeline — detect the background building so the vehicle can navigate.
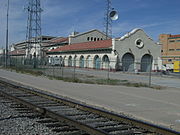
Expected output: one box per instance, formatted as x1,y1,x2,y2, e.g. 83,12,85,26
159,34,180,70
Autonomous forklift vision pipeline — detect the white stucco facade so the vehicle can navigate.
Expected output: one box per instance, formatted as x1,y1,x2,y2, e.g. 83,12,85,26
48,29,161,72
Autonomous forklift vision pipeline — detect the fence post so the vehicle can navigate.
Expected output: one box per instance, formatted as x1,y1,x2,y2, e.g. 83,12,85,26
62,60,64,78
149,57,152,87
73,62,76,81
53,65,55,77
107,62,110,80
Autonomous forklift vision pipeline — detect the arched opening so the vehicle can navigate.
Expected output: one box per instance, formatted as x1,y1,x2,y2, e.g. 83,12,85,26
79,55,84,68
86,55,91,68
122,53,135,72
59,56,63,66
94,55,101,69
141,54,153,72
102,55,110,69
68,56,72,67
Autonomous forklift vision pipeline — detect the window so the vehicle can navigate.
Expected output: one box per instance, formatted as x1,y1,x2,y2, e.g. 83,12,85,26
94,38,96,41
176,49,180,51
176,40,180,42
91,37,93,41
161,50,163,52
169,40,175,43
169,49,175,51
168,59,172,62
101,38,103,40
87,37,90,41
97,38,100,41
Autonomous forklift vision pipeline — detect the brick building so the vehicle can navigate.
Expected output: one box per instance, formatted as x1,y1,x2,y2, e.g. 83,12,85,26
159,34,180,69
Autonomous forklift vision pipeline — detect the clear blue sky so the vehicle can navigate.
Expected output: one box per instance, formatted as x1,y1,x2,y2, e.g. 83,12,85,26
0,0,180,48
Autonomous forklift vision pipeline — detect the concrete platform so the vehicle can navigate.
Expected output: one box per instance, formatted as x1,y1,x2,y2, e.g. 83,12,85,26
0,69,180,131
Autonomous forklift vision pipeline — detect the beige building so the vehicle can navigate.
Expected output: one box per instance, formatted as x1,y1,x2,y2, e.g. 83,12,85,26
159,34,180,69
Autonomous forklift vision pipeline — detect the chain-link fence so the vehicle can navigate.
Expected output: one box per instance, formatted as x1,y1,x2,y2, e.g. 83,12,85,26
1,56,180,86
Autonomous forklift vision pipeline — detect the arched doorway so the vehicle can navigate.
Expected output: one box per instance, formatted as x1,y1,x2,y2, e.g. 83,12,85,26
141,54,153,72
122,53,135,72
68,56,72,67
102,55,110,69
94,55,101,69
79,55,84,68
59,56,62,66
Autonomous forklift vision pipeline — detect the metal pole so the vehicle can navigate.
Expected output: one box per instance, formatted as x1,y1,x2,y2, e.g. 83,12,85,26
149,57,152,87
73,61,76,81
107,62,110,80
5,0,10,68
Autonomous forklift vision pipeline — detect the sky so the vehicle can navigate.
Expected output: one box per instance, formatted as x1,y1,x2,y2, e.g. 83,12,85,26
0,0,180,48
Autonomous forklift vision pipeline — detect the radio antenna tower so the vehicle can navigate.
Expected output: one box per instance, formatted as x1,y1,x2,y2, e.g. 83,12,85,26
104,0,112,39
104,0,118,39
26,0,42,58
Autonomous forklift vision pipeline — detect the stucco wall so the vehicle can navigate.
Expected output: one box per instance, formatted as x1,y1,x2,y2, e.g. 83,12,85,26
114,29,161,71
69,30,107,44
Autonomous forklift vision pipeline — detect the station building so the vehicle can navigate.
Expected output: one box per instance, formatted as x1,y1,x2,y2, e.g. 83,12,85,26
47,29,161,72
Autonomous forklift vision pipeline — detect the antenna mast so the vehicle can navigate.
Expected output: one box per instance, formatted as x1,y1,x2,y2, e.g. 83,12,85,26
26,0,42,58
104,0,112,39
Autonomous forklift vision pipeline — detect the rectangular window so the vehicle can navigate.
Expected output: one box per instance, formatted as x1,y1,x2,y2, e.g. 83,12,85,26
176,49,180,51
176,40,180,42
169,49,175,51
169,40,175,43
168,59,172,62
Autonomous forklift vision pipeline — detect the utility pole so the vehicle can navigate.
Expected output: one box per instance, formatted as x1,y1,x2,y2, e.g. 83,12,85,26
5,0,10,67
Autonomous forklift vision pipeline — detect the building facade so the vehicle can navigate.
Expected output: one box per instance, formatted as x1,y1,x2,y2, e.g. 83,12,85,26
47,29,161,72
159,34,180,69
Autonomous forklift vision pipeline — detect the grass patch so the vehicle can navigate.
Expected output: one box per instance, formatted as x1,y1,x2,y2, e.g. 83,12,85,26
2,66,163,89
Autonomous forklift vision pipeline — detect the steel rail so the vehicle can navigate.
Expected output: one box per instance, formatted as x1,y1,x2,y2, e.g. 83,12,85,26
0,79,179,135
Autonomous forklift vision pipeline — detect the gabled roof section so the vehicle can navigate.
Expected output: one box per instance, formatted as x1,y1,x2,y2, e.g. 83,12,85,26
70,29,107,38
116,28,153,41
48,39,112,53
50,37,68,43
42,37,68,47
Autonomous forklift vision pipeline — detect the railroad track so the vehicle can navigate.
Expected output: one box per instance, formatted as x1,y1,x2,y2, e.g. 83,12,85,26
0,79,179,135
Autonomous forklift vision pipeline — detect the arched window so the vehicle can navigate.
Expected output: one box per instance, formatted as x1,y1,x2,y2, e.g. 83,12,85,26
94,55,101,69
79,55,84,68
102,55,110,69
68,56,72,67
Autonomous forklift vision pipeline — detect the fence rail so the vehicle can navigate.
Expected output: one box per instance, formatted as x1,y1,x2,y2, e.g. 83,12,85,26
1,56,180,86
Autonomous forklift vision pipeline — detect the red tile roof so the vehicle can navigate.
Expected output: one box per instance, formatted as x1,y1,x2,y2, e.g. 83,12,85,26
48,39,112,53
50,37,68,43
9,50,26,56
